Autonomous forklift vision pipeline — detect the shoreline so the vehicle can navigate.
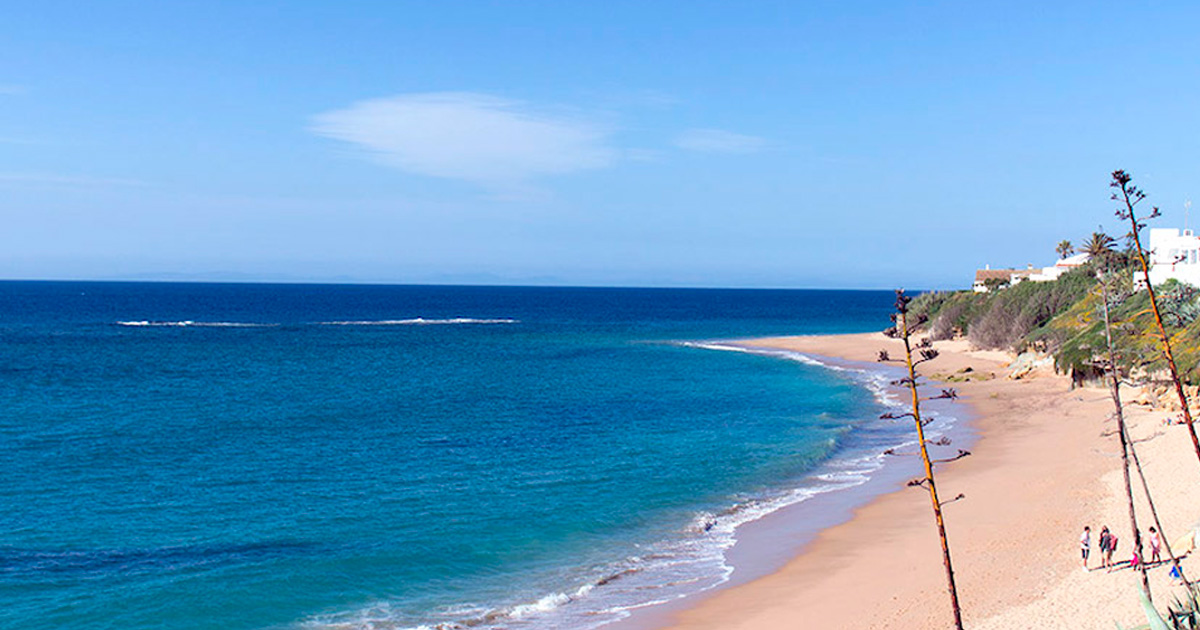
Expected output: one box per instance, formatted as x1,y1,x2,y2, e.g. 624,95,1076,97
634,332,1200,629
672,338,978,587
599,339,966,630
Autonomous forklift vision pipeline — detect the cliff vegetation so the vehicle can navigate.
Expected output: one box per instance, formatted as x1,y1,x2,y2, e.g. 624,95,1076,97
911,255,1200,386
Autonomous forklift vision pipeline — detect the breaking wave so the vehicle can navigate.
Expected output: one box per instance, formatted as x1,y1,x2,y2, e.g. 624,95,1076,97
317,318,518,326
116,321,278,328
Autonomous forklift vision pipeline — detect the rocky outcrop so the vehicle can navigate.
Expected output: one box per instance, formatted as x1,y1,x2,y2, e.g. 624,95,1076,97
1008,351,1055,380
1129,383,1200,411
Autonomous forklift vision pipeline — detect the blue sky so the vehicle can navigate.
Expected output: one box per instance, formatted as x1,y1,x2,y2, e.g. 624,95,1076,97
2,1,1198,288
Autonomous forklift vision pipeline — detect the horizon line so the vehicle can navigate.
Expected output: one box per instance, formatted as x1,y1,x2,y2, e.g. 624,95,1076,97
0,277,949,292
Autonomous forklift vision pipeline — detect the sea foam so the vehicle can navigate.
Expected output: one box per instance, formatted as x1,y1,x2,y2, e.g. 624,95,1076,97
318,318,518,326
116,321,278,328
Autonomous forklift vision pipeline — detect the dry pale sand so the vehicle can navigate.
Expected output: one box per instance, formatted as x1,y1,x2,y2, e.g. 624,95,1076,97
654,332,1200,629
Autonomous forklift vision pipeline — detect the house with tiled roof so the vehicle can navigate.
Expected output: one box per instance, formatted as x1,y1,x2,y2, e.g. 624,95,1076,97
973,266,1028,292
973,253,1093,292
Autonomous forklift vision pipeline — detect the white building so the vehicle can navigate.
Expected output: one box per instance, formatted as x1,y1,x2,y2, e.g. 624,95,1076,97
972,253,1090,293
973,265,1035,292
1147,228,1200,287
1027,252,1090,282
973,267,1017,292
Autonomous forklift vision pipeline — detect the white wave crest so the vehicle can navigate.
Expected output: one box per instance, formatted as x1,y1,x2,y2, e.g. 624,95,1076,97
116,321,277,328
319,318,518,326
679,342,911,411
509,592,573,619
675,341,832,369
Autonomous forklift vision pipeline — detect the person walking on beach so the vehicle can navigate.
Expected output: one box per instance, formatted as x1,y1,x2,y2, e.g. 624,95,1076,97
1099,527,1112,569
1106,530,1119,570
1080,526,1091,571
1149,527,1163,564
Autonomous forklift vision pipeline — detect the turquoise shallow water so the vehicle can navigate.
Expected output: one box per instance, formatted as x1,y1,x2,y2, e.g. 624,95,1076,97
0,282,905,630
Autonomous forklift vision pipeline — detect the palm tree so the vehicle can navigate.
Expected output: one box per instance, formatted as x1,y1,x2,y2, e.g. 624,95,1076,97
1082,231,1116,259
1082,231,1118,269
1057,239,1074,259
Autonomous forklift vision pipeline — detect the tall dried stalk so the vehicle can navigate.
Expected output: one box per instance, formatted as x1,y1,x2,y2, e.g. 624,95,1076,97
1096,244,1193,604
1121,419,1191,589
881,290,965,629
1096,264,1150,598
1113,169,1200,467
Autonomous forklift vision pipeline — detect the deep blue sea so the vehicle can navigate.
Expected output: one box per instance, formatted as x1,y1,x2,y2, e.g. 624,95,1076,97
0,282,912,630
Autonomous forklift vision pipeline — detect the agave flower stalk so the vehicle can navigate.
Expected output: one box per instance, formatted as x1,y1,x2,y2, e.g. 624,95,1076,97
1113,169,1200,468
1120,419,1191,590
1096,265,1151,598
882,290,964,630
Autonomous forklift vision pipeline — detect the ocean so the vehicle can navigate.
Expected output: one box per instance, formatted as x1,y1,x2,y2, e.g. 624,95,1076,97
0,282,938,630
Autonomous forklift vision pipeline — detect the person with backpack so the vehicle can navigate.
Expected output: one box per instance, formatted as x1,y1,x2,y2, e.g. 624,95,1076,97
1106,530,1119,571
1099,526,1112,569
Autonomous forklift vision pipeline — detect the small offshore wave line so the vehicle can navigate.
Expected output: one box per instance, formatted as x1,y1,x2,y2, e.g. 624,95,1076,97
317,318,519,326
115,321,280,328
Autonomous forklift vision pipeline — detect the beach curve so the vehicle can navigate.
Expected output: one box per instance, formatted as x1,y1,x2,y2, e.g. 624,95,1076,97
628,331,1200,629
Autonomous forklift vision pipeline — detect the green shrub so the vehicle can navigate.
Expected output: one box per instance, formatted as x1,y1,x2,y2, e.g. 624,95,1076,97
904,259,1200,385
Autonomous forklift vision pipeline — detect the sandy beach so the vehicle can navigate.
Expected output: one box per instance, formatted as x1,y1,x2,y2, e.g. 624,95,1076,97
654,332,1200,629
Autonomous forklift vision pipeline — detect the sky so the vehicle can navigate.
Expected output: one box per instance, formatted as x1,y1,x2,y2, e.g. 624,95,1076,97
2,1,1199,289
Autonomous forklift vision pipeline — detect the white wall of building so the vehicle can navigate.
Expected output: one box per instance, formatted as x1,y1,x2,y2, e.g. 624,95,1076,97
1028,252,1090,282
1148,228,1200,287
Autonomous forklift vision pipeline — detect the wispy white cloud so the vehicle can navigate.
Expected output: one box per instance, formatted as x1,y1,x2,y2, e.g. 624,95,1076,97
0,172,151,187
582,88,681,110
674,128,767,154
624,148,664,162
0,84,29,95
310,92,617,190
